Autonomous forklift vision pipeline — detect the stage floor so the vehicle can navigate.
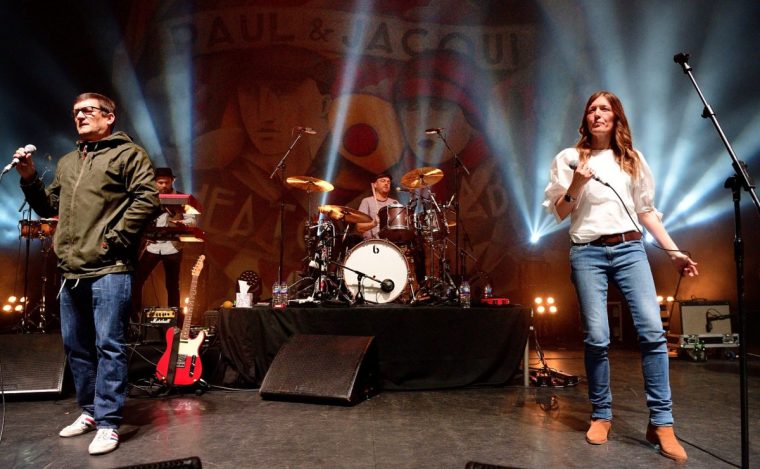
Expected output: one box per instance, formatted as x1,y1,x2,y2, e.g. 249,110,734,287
2,347,758,468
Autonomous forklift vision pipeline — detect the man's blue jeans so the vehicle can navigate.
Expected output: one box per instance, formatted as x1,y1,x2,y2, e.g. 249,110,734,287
59,273,132,429
570,240,673,426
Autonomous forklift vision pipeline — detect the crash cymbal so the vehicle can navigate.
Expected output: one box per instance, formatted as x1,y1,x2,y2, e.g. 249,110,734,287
318,205,372,224
286,176,334,192
400,167,444,189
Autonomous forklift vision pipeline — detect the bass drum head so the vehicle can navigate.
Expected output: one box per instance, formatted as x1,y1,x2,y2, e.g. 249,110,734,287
342,239,409,304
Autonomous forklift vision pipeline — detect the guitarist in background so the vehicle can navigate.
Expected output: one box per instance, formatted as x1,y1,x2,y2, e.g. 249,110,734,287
132,167,196,323
13,92,159,456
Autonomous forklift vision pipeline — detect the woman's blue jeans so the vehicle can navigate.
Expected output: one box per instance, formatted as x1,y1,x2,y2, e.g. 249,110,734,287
570,240,673,426
59,273,132,429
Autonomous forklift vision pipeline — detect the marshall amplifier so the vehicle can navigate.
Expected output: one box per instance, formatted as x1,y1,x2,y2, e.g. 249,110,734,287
132,307,180,344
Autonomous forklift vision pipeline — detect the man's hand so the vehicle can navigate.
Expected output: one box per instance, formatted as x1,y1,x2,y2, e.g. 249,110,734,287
13,147,37,181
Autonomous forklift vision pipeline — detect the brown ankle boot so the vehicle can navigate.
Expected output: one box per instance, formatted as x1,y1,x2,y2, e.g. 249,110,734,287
646,424,688,462
585,419,612,444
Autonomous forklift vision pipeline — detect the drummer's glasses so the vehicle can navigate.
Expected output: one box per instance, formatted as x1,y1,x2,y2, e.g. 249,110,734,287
71,106,109,118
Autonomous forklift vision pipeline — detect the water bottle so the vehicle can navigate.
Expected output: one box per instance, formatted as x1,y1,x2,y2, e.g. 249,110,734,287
483,283,493,300
280,282,289,308
459,280,471,308
272,282,282,309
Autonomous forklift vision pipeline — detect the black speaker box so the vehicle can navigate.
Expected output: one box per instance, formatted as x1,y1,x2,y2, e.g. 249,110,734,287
0,333,66,394
259,334,378,405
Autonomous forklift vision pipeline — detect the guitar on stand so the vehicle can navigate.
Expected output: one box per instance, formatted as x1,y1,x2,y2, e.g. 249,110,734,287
155,255,206,387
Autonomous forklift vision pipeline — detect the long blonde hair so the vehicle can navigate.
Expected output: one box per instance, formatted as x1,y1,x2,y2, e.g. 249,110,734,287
575,91,640,178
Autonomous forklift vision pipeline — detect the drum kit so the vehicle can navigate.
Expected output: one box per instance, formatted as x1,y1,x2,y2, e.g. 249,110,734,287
287,167,458,305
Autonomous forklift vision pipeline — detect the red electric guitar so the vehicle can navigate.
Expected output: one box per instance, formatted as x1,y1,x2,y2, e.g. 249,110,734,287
155,255,206,386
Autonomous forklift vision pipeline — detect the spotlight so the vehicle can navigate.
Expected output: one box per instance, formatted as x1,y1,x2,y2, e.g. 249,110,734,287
534,297,543,305
2,304,11,313
657,295,664,303
549,305,558,314
8,295,17,303
14,304,23,312
666,296,675,302
546,297,555,305
19,297,26,303
537,305,546,314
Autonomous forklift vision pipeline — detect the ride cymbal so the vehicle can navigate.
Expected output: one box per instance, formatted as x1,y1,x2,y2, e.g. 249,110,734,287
400,167,444,189
286,176,334,192
318,205,372,224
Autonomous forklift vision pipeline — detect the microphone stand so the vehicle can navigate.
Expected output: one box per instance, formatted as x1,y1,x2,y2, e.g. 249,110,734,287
432,130,470,286
269,130,306,289
328,260,383,305
675,52,759,469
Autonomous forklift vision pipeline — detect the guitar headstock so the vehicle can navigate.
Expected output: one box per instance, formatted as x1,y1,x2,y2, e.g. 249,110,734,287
192,255,205,277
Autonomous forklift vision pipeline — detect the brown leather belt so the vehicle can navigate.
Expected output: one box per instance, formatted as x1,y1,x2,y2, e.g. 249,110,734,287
575,230,642,246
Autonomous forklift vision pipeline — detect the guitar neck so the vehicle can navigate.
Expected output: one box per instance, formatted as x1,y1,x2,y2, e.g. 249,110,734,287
180,274,200,340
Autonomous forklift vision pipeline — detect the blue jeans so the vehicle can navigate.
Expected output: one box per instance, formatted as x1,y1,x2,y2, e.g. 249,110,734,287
59,273,132,429
570,240,673,426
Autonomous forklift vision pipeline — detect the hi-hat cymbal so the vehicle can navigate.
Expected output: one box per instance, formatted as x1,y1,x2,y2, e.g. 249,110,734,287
286,176,334,192
318,205,372,224
400,167,444,189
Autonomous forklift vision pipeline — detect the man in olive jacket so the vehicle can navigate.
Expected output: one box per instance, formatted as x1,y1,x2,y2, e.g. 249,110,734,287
14,92,159,456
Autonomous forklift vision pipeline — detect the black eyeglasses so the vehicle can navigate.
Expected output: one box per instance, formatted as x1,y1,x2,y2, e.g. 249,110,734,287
71,106,109,118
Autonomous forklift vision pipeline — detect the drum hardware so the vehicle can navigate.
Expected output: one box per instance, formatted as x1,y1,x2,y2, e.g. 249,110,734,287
17,213,57,332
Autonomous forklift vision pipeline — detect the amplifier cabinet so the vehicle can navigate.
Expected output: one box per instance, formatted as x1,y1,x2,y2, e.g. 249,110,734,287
668,301,732,336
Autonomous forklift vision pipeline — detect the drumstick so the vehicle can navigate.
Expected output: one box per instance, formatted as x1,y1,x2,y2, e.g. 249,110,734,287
370,182,380,232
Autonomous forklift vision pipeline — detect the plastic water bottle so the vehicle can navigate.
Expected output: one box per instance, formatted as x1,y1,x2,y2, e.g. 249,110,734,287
460,280,471,308
272,282,282,309
483,283,493,300
280,282,289,308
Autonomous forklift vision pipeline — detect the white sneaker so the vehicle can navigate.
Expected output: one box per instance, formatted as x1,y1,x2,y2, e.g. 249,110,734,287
58,413,96,437
88,428,119,455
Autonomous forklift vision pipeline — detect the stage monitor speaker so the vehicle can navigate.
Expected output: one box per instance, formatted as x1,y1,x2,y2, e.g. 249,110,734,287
669,301,732,335
259,334,378,405
0,333,66,394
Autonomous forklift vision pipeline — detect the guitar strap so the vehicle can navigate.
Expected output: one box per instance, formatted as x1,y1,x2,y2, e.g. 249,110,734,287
165,326,182,387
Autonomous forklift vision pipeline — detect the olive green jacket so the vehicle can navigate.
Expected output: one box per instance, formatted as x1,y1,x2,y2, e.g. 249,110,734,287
21,131,160,279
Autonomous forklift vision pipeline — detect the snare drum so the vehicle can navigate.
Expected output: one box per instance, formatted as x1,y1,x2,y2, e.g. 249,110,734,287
39,218,58,237
378,204,414,244
342,239,409,304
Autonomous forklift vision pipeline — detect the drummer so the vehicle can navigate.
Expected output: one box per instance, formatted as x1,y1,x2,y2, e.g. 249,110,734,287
356,173,398,239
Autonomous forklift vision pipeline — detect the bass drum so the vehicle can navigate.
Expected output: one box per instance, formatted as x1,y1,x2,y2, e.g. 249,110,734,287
342,239,409,304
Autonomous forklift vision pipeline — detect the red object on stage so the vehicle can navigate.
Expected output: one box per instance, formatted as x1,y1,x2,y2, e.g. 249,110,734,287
156,256,206,386
480,297,510,306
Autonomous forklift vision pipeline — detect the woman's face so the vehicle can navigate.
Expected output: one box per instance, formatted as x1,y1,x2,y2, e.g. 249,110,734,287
585,96,615,141
397,96,474,164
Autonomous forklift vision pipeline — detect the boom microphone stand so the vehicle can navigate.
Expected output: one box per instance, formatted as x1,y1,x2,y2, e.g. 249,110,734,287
429,129,470,284
675,52,759,469
269,129,307,288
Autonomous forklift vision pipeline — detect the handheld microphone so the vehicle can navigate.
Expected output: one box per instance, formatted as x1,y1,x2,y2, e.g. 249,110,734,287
380,279,395,293
568,160,609,186
3,144,37,174
294,126,317,135
425,128,444,134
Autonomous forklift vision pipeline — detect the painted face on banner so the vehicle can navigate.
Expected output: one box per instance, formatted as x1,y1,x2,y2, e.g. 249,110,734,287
237,78,328,155
397,96,474,164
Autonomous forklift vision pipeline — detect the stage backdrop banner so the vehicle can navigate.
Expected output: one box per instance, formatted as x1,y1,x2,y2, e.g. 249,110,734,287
217,304,530,390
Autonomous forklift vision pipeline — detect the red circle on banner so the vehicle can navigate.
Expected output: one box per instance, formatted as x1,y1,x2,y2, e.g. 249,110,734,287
342,123,379,157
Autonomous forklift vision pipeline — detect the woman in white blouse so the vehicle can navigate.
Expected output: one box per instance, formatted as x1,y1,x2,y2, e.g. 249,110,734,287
544,91,698,463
